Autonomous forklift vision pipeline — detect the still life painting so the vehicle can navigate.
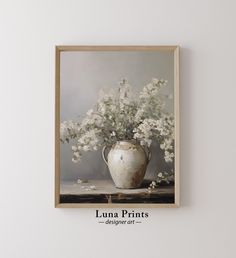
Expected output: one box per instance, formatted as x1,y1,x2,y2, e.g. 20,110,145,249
55,46,179,207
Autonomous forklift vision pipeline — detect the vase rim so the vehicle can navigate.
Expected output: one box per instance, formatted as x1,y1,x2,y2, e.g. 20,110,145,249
116,140,137,145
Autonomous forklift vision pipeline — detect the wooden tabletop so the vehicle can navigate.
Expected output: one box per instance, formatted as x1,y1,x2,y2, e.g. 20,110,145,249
60,180,174,204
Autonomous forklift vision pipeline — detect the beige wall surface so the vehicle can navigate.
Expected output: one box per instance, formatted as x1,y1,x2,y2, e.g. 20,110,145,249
0,0,236,258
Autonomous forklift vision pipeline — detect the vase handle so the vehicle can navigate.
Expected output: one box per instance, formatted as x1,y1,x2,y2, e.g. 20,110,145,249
142,145,152,164
102,146,109,166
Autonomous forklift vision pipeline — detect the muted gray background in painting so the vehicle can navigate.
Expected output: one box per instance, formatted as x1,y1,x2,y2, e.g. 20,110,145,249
60,51,174,181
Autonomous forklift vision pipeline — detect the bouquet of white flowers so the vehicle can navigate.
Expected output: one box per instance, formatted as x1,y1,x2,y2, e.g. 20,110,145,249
60,79,174,164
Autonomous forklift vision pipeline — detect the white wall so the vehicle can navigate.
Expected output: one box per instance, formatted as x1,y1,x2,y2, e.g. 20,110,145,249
0,0,236,257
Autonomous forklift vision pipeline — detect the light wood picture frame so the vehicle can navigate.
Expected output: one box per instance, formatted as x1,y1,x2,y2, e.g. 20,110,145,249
55,46,180,208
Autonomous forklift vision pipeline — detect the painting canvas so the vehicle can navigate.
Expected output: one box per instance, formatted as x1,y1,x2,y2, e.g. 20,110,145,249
55,46,180,207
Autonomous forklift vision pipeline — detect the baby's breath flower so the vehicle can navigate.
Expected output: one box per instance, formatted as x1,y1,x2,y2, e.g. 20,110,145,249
60,78,174,165
71,146,77,151
86,109,93,116
72,157,79,163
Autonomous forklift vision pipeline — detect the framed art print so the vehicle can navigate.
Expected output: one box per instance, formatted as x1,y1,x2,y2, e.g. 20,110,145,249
55,46,180,208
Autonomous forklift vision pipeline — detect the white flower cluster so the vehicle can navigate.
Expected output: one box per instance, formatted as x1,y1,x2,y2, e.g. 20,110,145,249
147,171,174,192
133,115,174,162
71,130,101,162
60,78,175,163
135,79,167,122
60,120,79,143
